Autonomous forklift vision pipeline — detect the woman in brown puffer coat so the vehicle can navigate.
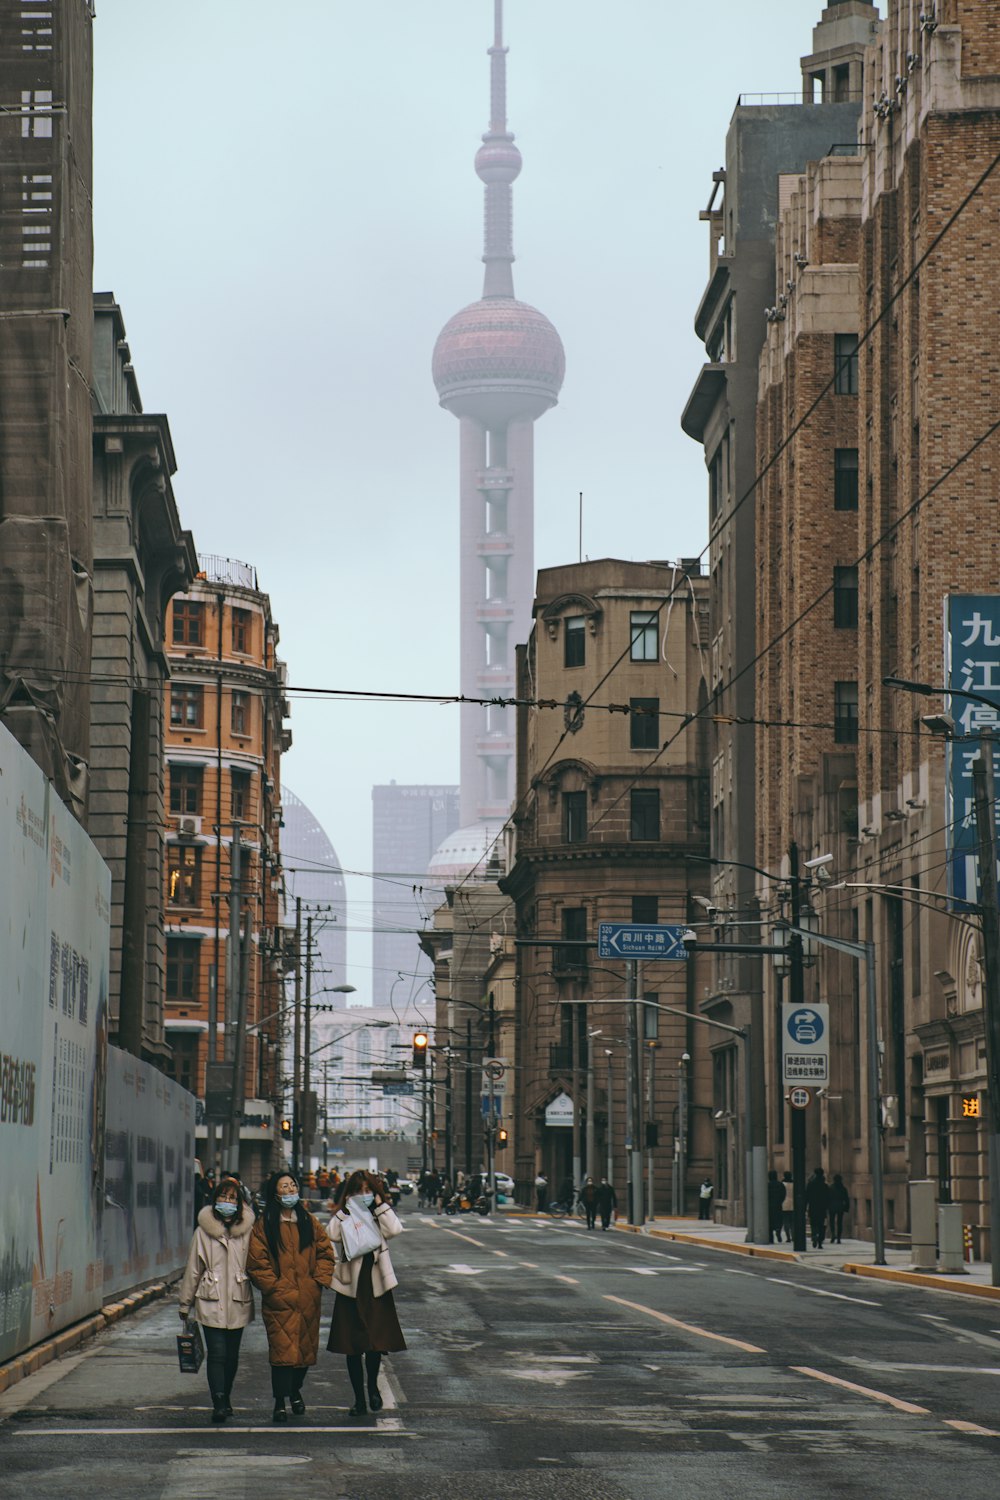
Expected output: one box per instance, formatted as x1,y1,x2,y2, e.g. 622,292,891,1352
247,1169,336,1423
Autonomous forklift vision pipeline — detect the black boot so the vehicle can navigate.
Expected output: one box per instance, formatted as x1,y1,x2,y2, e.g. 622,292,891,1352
211,1393,228,1424
365,1351,383,1412
272,1398,288,1424
347,1354,367,1416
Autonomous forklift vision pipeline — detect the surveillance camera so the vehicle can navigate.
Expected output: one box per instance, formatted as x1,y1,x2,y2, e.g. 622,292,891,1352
803,853,834,870
680,929,699,946
681,1051,691,1063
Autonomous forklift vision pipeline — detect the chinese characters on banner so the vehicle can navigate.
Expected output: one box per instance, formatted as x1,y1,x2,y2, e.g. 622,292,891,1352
946,595,1000,906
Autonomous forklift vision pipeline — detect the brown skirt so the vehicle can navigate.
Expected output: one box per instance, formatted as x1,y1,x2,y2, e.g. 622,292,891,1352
327,1253,406,1355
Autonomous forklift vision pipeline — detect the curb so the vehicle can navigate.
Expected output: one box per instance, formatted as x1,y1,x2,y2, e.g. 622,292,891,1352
842,1263,1000,1300
614,1222,798,1263
0,1282,167,1396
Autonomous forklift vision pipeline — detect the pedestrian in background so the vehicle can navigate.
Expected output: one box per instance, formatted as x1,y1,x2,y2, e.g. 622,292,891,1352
805,1166,831,1249
534,1171,548,1212
178,1175,255,1424
767,1169,786,1244
828,1173,850,1244
698,1178,714,1221
327,1169,406,1417
247,1170,336,1424
579,1176,598,1229
436,1176,452,1215
780,1171,795,1243
596,1178,617,1230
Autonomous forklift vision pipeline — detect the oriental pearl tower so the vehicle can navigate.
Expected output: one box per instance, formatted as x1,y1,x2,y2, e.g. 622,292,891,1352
432,0,565,859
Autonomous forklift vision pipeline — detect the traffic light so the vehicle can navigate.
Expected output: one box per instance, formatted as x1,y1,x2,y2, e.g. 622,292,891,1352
412,1032,429,1068
497,1127,508,1149
280,1117,292,1139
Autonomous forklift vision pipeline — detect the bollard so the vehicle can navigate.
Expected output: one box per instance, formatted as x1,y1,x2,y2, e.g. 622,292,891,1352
963,1222,974,1263
909,1179,937,1269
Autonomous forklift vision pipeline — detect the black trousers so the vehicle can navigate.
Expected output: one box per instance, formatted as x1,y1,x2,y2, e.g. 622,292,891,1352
202,1326,243,1399
270,1364,307,1399
829,1210,845,1241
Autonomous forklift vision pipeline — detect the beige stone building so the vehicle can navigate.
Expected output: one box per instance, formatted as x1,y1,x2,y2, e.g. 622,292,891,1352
502,560,716,1219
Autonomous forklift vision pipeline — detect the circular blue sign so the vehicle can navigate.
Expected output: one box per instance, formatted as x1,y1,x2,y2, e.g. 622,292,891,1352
787,1008,824,1045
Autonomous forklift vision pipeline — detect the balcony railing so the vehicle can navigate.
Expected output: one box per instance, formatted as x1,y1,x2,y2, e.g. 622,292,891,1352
197,554,258,590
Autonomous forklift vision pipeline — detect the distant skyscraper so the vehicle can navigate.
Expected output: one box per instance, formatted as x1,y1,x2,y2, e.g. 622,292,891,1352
432,0,565,833
371,783,459,1007
282,786,347,994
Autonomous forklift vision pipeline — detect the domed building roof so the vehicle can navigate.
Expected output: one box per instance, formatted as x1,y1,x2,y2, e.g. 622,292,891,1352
432,298,565,422
427,821,505,883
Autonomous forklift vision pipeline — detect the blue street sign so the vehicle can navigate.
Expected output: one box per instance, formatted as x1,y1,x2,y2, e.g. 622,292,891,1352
381,1083,414,1097
597,923,689,961
481,1095,502,1118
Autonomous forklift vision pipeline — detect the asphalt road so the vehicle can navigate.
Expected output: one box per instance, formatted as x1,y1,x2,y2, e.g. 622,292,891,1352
3,1202,1000,1498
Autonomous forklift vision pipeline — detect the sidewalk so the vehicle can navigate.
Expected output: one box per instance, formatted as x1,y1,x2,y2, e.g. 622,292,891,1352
616,1215,1000,1301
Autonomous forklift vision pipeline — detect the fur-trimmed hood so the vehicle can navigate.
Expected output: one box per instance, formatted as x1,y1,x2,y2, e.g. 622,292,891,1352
196,1203,255,1240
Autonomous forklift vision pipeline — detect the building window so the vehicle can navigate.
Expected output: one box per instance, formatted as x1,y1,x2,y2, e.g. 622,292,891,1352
167,845,201,906
231,690,249,737
166,1033,198,1094
170,684,204,729
556,906,587,973
643,992,659,1039
564,616,585,668
166,939,200,1002
169,764,203,815
834,333,859,395
834,448,859,510
630,697,659,750
834,681,859,744
630,788,660,841
563,790,587,843
632,895,658,924
232,608,251,654
630,610,658,661
172,600,204,647
833,566,858,628
231,769,251,821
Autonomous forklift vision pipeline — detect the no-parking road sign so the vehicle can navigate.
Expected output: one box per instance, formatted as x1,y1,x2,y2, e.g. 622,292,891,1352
781,1003,829,1086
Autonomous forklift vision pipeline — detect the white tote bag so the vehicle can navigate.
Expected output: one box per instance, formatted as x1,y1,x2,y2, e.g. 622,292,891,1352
339,1197,383,1261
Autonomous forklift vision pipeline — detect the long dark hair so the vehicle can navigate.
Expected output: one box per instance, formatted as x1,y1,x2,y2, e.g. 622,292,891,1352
261,1170,315,1262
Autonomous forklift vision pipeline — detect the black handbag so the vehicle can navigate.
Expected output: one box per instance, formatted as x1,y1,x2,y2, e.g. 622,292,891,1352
176,1317,205,1374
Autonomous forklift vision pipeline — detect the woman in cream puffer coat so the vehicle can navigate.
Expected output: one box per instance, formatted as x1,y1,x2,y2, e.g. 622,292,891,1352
178,1175,255,1423
326,1169,406,1417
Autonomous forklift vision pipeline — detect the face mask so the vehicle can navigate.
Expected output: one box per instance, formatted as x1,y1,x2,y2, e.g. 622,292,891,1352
280,1193,299,1209
358,1192,374,1208
215,1201,238,1219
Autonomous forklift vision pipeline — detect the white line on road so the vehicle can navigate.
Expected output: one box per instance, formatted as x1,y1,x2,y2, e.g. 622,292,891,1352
767,1276,881,1307
604,1295,767,1353
791,1366,930,1415
12,1424,411,1437
554,1275,580,1285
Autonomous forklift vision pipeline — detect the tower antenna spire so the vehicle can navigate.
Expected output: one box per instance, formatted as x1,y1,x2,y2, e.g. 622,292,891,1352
478,0,519,298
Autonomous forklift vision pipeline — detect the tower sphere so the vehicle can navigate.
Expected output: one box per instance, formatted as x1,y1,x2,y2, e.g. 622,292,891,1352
432,297,565,422
475,136,522,184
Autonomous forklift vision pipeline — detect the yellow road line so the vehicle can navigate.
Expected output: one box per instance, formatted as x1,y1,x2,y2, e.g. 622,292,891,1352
493,1249,509,1258
432,1224,486,1248
791,1365,930,1414
554,1275,580,1285
604,1295,766,1353
944,1419,1000,1437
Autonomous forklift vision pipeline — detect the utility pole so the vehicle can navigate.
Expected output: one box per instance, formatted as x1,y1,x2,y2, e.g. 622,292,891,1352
465,1018,473,1177
222,827,244,1173
585,1028,595,1180
605,1049,614,1188
302,914,313,1172
445,1049,453,1184
571,992,581,1191
971,726,1000,1286
646,1040,656,1220
626,960,643,1225
292,897,302,1176
788,843,807,1253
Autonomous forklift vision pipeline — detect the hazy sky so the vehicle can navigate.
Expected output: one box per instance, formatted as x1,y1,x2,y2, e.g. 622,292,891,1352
92,0,835,995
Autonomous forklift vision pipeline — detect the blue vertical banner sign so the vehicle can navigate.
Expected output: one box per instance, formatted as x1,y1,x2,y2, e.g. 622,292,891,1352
946,594,1000,906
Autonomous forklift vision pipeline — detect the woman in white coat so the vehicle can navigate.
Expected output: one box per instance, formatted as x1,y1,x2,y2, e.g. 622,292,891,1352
178,1175,256,1423
327,1169,406,1416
